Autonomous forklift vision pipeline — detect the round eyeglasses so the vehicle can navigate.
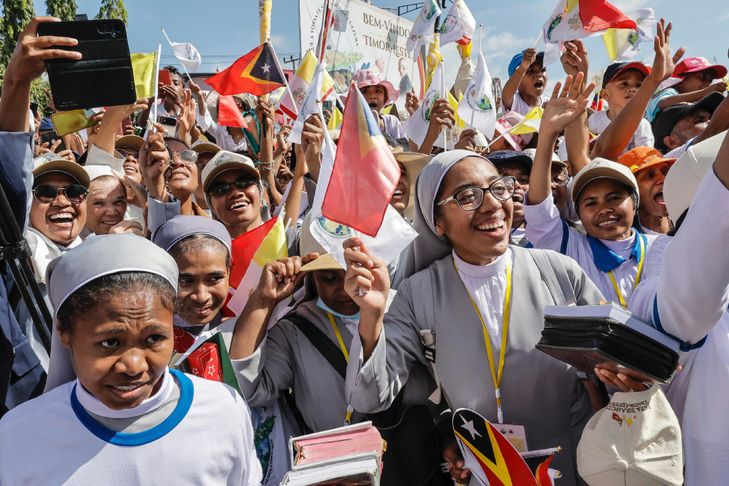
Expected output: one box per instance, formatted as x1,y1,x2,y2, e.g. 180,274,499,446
436,176,516,211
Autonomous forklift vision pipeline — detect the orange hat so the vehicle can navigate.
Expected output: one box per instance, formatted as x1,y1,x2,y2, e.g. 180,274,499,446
618,147,676,174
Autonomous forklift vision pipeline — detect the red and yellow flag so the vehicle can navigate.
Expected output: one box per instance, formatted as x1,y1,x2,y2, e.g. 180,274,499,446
205,42,286,96
321,83,400,237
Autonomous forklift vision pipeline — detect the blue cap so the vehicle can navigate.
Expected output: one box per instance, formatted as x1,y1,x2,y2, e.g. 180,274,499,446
40,117,54,131
487,150,533,171
508,51,545,78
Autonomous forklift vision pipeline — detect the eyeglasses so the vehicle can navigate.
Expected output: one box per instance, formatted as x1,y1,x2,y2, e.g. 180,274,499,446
117,148,139,158
208,176,258,198
33,184,88,204
168,149,198,166
436,176,516,211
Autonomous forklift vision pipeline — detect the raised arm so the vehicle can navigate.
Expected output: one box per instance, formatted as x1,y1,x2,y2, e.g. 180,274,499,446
591,19,684,159
657,81,727,110
501,48,536,111
560,41,592,172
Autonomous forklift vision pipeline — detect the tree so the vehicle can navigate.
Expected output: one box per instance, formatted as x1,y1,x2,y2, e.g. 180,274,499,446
96,0,128,25
0,0,36,66
46,0,78,21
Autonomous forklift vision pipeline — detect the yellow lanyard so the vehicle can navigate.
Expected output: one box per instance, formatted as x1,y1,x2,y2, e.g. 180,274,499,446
327,313,354,424
456,262,513,424
607,235,645,308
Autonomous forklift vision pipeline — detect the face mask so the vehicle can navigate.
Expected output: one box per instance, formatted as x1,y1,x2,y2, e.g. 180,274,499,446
316,297,360,321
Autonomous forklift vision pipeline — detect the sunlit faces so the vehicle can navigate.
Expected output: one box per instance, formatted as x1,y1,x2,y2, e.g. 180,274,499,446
676,70,715,92
361,85,387,112
30,172,87,245
165,140,199,195
207,170,262,231
86,176,127,235
519,63,547,99
434,157,513,265
390,162,410,215
59,290,174,410
174,245,229,325
117,148,142,185
635,163,671,218
194,152,216,186
312,270,359,317
602,70,645,113
577,178,636,241
664,109,711,151
494,161,529,225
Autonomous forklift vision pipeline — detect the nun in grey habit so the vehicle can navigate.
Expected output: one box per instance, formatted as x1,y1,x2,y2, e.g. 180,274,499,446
343,150,605,485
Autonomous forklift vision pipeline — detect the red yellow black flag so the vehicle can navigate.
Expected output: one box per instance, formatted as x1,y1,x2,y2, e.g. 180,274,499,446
205,42,286,96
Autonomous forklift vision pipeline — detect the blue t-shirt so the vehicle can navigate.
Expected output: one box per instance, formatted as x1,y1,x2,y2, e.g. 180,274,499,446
646,87,679,122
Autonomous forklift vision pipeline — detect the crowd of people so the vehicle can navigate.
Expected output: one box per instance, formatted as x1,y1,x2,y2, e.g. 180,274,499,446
0,13,728,486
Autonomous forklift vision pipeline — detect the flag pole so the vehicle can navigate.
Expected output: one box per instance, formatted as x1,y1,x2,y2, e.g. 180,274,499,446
148,44,163,137
160,28,193,83
439,60,448,149
469,25,483,130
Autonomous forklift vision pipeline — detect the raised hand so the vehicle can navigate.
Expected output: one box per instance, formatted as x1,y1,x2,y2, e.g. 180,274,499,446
176,89,196,143
647,19,685,84
454,128,479,151
443,442,472,484
405,91,420,115
560,40,589,78
541,72,596,137
138,124,170,200
301,114,325,166
520,48,537,71
108,220,145,237
426,99,456,134
254,254,318,305
343,238,389,317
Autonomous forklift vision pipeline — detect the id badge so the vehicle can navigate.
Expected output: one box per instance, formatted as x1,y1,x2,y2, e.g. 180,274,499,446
496,424,528,453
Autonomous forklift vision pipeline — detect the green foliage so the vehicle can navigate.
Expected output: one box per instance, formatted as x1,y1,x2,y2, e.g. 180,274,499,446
46,0,78,21
96,0,128,25
0,0,36,66
0,64,52,116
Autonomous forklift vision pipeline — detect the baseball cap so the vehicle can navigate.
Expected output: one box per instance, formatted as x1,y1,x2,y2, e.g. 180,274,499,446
577,385,683,486
299,212,343,272
523,147,567,169
191,140,222,156
487,150,533,172
114,135,145,151
602,62,651,88
33,156,90,188
201,150,259,193
618,146,676,174
663,129,726,223
571,157,639,205
508,51,544,78
673,57,727,79
651,92,725,153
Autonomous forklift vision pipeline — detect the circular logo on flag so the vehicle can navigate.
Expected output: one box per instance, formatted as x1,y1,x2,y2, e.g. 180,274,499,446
316,216,352,239
422,91,441,121
628,31,639,47
467,87,492,113
546,15,562,41
440,16,457,35
422,4,438,21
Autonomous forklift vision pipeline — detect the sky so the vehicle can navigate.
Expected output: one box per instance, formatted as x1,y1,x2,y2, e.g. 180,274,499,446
31,0,729,91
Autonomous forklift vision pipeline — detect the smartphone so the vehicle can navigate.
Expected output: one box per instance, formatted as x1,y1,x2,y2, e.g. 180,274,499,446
157,116,177,138
158,69,172,86
39,131,67,151
51,108,100,136
37,19,136,110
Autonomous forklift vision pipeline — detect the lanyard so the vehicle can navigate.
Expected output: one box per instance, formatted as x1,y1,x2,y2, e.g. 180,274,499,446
327,313,354,424
607,235,645,308
455,262,513,424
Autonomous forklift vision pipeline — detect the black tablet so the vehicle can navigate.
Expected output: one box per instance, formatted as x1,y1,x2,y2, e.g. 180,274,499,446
37,19,136,110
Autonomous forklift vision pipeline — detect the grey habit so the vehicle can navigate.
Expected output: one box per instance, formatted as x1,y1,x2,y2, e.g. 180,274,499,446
346,150,605,485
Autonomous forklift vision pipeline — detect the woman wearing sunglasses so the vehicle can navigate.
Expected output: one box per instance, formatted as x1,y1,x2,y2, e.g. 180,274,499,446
341,148,605,485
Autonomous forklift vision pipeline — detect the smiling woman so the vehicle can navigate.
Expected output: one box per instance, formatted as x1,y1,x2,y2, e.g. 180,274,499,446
0,234,262,485
343,149,605,485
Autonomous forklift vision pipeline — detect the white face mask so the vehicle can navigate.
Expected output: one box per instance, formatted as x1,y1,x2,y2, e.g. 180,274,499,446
315,297,360,320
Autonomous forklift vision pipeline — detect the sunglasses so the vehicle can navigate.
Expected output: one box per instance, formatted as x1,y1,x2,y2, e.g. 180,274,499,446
117,148,139,158
33,184,88,204
168,148,198,166
207,176,258,198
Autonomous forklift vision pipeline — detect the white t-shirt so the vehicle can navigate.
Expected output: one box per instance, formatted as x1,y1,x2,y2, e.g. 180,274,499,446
509,92,545,117
629,170,729,486
589,110,655,151
524,192,657,304
382,113,406,140
0,370,262,486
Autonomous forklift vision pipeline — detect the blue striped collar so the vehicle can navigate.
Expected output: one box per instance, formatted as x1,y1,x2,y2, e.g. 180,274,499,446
70,368,193,446
587,231,646,273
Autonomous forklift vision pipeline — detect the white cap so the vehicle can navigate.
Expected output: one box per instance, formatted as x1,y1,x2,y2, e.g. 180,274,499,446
577,385,683,486
200,150,259,193
664,130,726,223
523,148,567,168
571,157,638,205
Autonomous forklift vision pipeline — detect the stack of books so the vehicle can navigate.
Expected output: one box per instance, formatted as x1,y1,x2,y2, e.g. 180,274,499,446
537,303,680,382
281,422,386,485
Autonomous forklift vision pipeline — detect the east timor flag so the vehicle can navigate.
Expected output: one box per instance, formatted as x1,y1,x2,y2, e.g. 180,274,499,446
205,42,285,96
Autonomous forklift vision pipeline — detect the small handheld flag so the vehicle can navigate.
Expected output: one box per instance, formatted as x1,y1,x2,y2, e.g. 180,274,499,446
439,0,476,46
131,52,157,99
543,0,636,44
205,42,286,96
320,83,401,237
161,29,202,73
406,0,442,53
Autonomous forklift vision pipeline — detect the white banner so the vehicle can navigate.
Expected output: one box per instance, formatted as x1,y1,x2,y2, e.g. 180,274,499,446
299,0,425,103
